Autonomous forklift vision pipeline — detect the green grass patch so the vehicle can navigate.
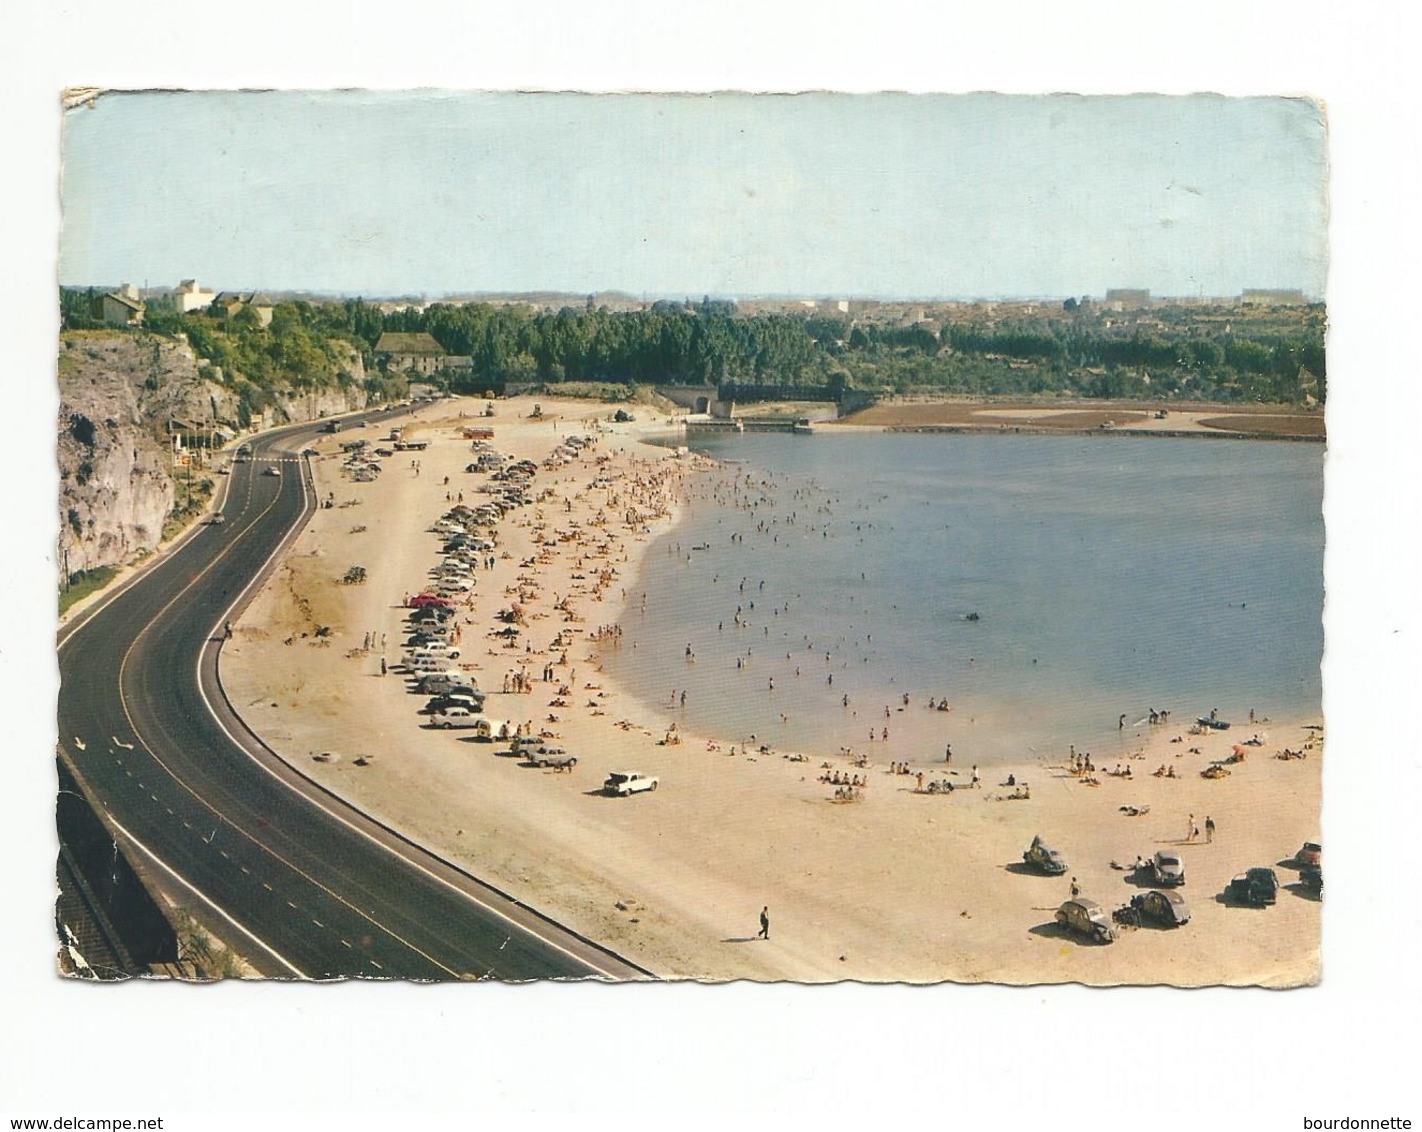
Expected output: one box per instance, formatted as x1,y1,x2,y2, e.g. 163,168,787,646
59,565,119,616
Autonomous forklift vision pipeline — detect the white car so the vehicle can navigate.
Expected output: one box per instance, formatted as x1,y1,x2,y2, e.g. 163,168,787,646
264,465,282,477
603,771,658,796
526,743,576,768
432,706,478,729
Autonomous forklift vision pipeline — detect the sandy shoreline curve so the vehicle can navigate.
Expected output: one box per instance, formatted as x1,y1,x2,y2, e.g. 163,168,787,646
220,395,1321,983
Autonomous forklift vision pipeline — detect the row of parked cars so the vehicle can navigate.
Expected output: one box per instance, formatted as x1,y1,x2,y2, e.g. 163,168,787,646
1023,834,1321,944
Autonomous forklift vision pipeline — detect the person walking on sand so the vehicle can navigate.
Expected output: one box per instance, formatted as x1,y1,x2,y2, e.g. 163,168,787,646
1205,816,1216,843
971,765,980,789
758,907,770,940
945,743,952,764
1187,813,1196,842
1070,877,1081,898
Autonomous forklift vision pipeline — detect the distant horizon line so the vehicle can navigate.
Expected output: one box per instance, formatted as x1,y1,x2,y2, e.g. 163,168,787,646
64,283,1323,305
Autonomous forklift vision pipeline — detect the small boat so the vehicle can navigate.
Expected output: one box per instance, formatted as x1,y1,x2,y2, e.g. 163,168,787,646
690,542,711,551
1196,716,1231,731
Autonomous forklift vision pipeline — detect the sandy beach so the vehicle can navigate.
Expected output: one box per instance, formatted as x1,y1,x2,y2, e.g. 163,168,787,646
220,395,1321,984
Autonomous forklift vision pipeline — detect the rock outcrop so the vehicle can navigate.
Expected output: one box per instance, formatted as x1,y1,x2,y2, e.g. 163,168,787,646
57,331,370,579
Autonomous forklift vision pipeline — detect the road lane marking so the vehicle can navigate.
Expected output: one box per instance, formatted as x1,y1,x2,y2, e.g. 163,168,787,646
90,409,602,981
102,814,303,977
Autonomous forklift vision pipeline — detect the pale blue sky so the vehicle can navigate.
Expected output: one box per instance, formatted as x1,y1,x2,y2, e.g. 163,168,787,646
60,90,1326,300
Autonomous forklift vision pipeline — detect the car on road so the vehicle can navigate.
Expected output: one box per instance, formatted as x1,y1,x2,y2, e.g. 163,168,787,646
1227,867,1280,906
206,513,226,525
1150,850,1186,887
264,465,282,477
603,770,658,796
1023,835,1068,875
1055,898,1116,943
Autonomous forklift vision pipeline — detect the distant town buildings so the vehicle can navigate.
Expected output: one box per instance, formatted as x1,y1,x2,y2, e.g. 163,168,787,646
173,279,215,313
373,331,472,376
1240,288,1307,306
1103,288,1152,311
211,291,275,327
95,283,144,327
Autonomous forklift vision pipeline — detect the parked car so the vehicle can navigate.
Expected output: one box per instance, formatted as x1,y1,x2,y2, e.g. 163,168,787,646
1150,850,1186,887
1023,835,1068,875
1294,842,1322,868
408,593,455,609
532,748,577,769
1055,898,1116,944
1129,889,1191,927
414,672,466,695
423,693,486,715
1299,865,1323,894
1227,867,1280,906
431,706,479,729
604,770,659,796
473,719,514,742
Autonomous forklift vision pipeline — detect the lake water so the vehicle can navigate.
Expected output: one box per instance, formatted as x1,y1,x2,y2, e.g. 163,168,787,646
597,432,1324,768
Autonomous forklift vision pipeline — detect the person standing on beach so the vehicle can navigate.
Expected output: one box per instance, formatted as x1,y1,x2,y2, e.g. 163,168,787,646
945,743,952,764
758,907,770,940
1187,813,1196,842
1119,713,1126,731
1205,816,1216,843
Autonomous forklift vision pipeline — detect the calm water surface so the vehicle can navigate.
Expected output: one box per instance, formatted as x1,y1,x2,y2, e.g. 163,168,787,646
597,432,1323,768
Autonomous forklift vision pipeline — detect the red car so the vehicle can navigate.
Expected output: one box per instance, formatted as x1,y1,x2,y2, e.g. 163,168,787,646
408,592,454,609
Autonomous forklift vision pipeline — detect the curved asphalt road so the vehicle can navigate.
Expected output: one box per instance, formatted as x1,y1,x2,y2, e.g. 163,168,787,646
58,408,649,980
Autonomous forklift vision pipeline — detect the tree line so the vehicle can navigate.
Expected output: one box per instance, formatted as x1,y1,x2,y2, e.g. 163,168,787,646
61,289,1327,406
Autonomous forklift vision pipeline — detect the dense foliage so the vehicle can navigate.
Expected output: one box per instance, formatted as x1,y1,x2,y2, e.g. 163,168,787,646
62,290,1327,406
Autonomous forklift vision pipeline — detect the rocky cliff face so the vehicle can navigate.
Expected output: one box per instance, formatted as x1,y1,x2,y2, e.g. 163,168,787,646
57,331,369,579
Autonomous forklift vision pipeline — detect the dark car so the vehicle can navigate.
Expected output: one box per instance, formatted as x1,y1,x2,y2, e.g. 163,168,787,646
1131,889,1191,927
422,693,486,715
1299,865,1323,894
1023,834,1068,875
1228,867,1280,906
1055,898,1116,944
1295,841,1322,868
